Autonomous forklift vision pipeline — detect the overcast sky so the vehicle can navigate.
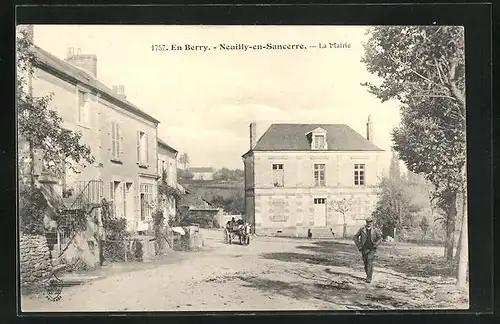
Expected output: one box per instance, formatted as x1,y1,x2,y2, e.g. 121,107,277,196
33,25,402,172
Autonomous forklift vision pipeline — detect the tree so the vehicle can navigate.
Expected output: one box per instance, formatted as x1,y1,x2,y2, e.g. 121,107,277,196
178,153,190,170
389,149,401,181
371,177,422,240
332,197,353,239
17,27,95,234
419,216,430,239
361,26,467,285
211,194,244,215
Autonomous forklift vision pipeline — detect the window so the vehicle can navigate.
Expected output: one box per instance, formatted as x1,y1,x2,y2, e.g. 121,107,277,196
314,164,326,186
314,135,326,149
122,182,127,219
272,164,284,187
108,181,120,217
314,198,326,204
77,90,90,125
140,183,154,220
111,122,122,159
354,164,365,186
137,131,148,164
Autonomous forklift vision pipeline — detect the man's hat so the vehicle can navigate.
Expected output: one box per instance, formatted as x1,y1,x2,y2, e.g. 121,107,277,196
365,217,374,223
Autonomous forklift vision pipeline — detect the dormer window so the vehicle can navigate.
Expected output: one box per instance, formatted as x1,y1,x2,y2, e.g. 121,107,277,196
307,127,328,150
314,135,326,149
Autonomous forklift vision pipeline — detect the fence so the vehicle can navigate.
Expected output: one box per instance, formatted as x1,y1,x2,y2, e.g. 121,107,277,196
101,238,144,263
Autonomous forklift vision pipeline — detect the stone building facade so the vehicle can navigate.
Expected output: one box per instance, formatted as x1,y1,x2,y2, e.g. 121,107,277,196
243,119,384,237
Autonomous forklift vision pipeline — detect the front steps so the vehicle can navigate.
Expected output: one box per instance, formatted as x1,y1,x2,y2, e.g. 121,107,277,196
310,227,336,239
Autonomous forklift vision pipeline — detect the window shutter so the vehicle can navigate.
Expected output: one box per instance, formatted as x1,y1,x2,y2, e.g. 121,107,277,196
118,124,123,157
145,133,149,164
136,131,141,162
111,122,116,158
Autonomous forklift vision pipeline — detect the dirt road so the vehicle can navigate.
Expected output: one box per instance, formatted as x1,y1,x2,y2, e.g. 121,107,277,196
21,230,468,312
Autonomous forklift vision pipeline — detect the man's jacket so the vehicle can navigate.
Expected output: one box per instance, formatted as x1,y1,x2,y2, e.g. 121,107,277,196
353,226,383,250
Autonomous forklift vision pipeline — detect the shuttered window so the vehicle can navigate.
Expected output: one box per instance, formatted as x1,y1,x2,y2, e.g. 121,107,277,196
111,122,122,159
137,131,148,164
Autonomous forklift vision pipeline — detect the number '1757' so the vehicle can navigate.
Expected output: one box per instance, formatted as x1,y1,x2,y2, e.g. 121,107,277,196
152,45,168,51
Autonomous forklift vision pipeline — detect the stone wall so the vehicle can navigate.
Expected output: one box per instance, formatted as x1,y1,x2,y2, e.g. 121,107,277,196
20,234,53,287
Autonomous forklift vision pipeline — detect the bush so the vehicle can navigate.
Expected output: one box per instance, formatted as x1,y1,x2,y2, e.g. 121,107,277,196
127,239,143,262
19,186,47,235
102,240,127,262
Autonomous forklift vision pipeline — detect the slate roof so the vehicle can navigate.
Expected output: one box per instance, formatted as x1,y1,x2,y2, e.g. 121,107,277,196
33,45,160,124
189,167,214,173
245,123,383,155
179,191,216,209
157,138,178,153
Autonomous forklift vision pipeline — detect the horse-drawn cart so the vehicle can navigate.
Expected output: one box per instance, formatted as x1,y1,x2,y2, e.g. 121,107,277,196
224,223,251,245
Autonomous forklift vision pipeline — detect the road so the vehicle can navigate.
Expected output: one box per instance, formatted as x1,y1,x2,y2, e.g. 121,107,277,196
21,230,468,312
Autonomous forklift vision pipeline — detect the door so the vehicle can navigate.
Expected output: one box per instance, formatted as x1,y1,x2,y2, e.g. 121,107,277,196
123,182,133,220
313,198,327,227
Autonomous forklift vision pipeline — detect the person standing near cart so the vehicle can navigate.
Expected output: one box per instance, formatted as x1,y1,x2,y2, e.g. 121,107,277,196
353,217,382,283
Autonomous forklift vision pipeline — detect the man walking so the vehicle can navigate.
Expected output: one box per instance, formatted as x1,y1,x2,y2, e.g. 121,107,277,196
353,217,382,283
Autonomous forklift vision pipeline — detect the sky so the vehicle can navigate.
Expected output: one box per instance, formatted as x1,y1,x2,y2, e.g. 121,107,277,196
33,25,403,172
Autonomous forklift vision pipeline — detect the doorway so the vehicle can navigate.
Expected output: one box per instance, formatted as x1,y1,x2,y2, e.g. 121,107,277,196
313,198,327,227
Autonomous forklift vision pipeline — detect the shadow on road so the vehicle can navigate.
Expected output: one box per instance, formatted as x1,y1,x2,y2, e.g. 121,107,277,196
237,276,411,310
262,240,457,279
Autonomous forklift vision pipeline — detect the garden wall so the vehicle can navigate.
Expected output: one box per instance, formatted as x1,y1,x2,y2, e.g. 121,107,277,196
20,234,52,287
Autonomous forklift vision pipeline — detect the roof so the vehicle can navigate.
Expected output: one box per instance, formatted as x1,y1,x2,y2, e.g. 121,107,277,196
32,45,160,124
244,123,383,156
189,167,214,173
157,138,178,153
179,192,216,209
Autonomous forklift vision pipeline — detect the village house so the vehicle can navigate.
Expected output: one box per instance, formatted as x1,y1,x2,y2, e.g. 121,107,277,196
189,167,215,181
242,118,384,238
27,43,161,265
157,138,179,221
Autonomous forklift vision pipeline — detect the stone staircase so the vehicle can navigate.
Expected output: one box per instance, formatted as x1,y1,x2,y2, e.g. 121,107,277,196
310,227,336,240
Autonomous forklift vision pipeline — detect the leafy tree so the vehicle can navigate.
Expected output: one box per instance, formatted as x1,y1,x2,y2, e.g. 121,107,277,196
177,168,194,182
419,216,430,239
211,194,244,215
361,26,467,285
371,177,422,239
214,168,244,182
17,28,95,235
389,149,401,181
332,197,353,239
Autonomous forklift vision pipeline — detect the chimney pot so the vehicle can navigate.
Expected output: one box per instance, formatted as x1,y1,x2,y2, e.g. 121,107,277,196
67,47,75,59
65,48,98,78
250,122,257,150
366,115,373,143
118,85,125,94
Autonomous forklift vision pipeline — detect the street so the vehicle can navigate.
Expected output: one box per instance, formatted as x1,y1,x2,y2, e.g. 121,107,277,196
21,229,469,312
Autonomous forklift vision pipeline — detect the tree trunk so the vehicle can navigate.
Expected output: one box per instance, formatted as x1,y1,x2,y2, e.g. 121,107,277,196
457,177,468,287
444,193,457,261
455,190,466,261
342,214,347,239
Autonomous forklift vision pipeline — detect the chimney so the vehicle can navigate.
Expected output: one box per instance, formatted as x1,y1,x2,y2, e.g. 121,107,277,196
114,85,126,100
67,47,75,59
366,115,373,143
65,47,98,78
250,122,257,150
